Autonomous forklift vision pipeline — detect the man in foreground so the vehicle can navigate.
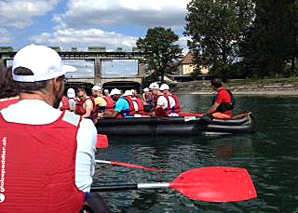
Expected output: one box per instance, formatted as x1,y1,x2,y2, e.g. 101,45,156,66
0,45,97,212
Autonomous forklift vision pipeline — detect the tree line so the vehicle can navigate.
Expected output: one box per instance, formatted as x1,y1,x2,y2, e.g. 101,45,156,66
137,0,298,82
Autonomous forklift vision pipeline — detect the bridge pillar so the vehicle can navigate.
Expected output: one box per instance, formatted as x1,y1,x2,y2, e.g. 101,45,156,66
94,58,102,85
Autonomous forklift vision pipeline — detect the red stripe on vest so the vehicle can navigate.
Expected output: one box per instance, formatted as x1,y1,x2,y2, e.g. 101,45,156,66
0,98,19,110
0,111,85,212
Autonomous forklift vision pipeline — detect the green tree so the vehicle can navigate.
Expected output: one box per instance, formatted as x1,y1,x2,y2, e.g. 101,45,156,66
242,0,298,78
185,0,255,81
136,27,183,83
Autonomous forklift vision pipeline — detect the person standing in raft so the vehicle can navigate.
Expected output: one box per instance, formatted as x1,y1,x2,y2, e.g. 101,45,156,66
75,87,96,120
207,78,235,119
0,45,98,212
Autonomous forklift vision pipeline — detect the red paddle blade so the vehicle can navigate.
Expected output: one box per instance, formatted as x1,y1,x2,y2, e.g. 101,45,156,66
96,134,109,149
110,161,166,173
170,167,257,202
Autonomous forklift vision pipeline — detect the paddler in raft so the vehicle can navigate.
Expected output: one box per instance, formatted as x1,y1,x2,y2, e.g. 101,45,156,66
207,78,235,119
0,44,101,212
92,85,107,119
75,87,98,123
105,89,145,118
159,83,181,115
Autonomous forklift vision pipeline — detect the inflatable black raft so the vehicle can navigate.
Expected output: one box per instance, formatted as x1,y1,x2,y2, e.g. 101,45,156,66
96,113,257,136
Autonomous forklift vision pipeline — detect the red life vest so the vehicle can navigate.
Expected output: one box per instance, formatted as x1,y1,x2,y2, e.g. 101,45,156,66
60,96,70,111
0,111,85,212
0,97,19,110
124,97,145,115
124,97,135,116
75,97,96,117
170,94,181,113
103,96,115,109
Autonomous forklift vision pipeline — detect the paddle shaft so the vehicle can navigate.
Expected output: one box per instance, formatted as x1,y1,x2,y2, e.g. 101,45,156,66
91,183,170,192
95,160,166,173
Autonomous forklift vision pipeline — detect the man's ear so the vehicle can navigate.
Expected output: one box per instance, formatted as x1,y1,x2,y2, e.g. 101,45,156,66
51,77,62,92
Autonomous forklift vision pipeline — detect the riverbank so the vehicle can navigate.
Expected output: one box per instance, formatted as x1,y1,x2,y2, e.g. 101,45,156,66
171,78,298,96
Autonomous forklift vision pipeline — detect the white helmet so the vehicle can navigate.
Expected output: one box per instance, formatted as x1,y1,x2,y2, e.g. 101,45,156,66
110,88,121,96
160,84,170,91
149,82,159,90
92,85,101,91
123,90,134,97
67,88,75,98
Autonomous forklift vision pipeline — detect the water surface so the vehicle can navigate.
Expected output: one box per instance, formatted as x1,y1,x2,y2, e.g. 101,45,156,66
95,95,298,212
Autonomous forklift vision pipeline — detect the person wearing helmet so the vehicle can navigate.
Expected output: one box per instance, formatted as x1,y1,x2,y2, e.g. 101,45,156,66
148,83,170,117
109,90,132,118
102,89,115,111
142,88,150,102
67,88,76,112
131,89,145,116
160,83,180,115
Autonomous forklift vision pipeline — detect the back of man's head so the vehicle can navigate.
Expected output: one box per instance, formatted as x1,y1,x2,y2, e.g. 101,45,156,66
12,45,76,94
210,78,223,88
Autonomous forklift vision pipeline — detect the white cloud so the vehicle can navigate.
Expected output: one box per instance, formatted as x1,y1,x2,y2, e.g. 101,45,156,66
54,0,190,29
30,28,138,50
0,0,59,29
177,36,190,54
0,28,14,43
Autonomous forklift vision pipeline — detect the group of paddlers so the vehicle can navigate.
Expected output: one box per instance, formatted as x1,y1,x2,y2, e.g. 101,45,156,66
59,77,235,123
0,44,236,212
58,82,182,123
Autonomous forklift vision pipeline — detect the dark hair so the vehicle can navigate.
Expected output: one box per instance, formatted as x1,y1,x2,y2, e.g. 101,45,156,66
0,66,18,99
210,78,223,88
13,67,48,94
77,87,86,93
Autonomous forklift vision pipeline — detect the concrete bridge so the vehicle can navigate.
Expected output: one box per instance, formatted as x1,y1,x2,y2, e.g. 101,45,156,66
0,47,147,91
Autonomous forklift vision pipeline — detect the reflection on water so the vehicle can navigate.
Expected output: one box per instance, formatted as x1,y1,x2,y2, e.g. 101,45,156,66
95,95,298,212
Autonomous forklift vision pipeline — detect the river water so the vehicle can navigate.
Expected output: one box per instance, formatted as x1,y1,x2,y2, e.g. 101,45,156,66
95,95,298,213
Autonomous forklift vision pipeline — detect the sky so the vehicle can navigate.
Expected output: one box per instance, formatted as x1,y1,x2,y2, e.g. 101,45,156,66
0,0,191,52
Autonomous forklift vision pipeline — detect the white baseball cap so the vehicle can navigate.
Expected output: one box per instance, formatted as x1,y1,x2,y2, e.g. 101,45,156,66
123,90,133,97
92,85,101,91
149,82,159,90
110,88,121,96
12,44,76,82
160,84,170,91
67,88,75,98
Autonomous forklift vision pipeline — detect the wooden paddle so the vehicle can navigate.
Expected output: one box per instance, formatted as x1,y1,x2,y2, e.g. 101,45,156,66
91,167,257,202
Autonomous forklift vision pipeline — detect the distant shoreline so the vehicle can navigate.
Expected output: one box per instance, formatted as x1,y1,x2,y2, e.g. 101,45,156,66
175,91,298,96
171,79,298,97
